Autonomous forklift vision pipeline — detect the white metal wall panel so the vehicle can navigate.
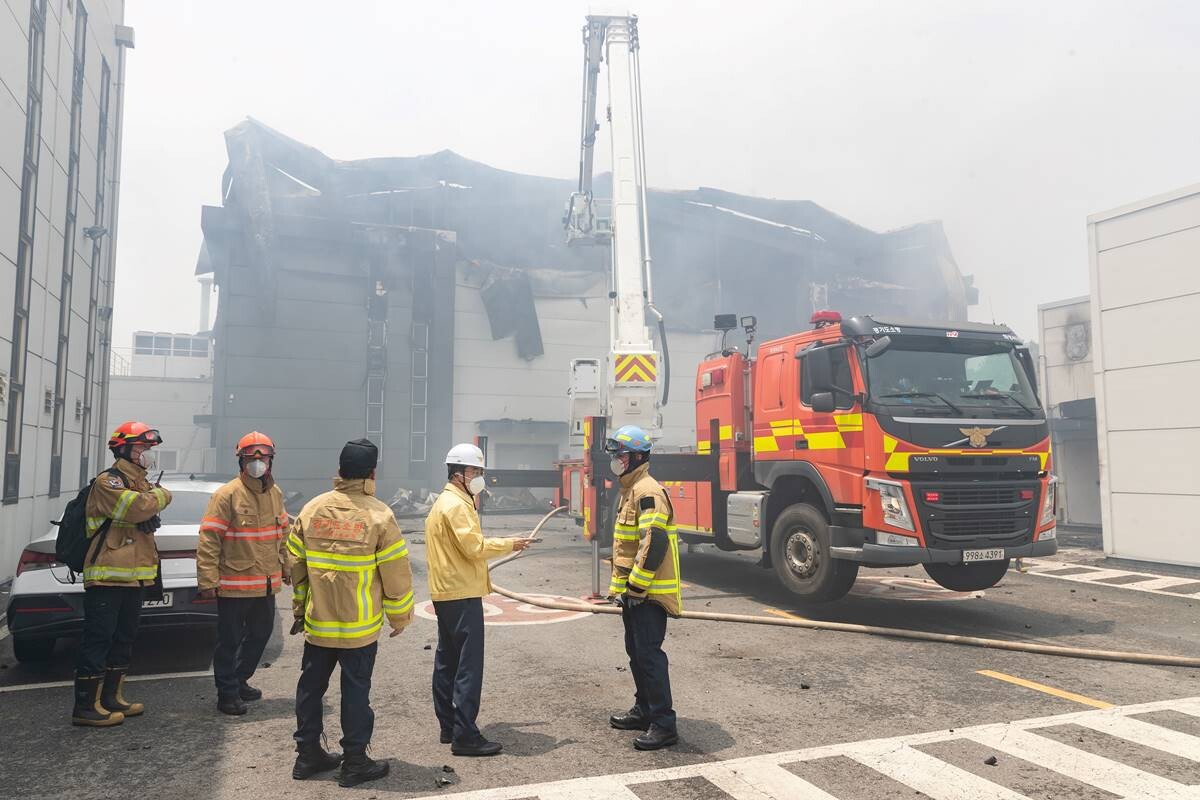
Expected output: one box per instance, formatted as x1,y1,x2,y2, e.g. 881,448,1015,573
1095,191,1200,252
1096,225,1200,311
1101,344,1200,431
1098,292,1200,371
1106,429,1199,495
1109,492,1200,567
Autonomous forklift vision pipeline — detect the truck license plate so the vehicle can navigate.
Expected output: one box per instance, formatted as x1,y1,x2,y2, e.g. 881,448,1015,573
963,548,1004,563
142,592,173,609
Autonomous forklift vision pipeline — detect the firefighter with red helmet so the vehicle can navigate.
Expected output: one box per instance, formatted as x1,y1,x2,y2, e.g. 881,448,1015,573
72,421,172,727
196,432,290,716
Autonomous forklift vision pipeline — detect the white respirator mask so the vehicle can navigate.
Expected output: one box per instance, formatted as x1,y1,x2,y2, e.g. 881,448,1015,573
610,458,627,476
137,449,157,470
468,475,486,496
245,459,268,479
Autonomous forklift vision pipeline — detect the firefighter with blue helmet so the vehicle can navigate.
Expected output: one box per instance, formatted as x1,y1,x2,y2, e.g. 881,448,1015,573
604,424,681,750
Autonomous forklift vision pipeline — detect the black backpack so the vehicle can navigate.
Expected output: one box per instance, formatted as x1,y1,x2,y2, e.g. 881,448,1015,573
55,468,126,578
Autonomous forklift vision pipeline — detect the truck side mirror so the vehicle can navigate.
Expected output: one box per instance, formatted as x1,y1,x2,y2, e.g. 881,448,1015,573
811,392,836,413
865,336,892,358
804,347,835,393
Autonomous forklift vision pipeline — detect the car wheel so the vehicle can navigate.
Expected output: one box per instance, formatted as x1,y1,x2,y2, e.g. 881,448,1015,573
923,559,1010,592
770,503,859,602
13,636,56,663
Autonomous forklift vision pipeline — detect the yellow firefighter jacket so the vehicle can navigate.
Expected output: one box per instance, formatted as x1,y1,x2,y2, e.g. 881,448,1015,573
425,482,514,602
286,478,414,649
197,473,289,597
83,459,172,588
609,462,682,617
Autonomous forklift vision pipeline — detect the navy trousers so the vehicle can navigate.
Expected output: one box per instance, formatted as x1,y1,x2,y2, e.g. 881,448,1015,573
213,594,276,698
622,600,676,731
76,586,142,676
294,641,378,755
432,597,486,742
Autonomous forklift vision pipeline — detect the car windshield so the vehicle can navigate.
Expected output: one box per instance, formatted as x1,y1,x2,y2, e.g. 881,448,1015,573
865,336,1041,419
159,490,214,526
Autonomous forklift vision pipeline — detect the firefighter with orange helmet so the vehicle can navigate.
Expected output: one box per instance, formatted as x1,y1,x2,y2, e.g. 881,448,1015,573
72,421,172,727
196,431,290,716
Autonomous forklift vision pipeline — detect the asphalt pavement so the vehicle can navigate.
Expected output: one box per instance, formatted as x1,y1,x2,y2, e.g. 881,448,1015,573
0,514,1197,799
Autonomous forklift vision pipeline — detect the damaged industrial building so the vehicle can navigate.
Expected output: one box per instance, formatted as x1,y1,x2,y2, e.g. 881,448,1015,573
198,119,977,501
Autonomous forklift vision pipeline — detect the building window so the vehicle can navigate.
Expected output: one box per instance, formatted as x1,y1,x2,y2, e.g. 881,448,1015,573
4,0,49,503
157,449,178,472
49,1,88,497
133,333,153,354
78,56,111,486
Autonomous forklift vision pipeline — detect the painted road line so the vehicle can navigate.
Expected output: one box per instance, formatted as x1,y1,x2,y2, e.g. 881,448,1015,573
704,763,838,800
976,670,1114,709
763,607,814,622
967,727,1195,800
416,696,1200,800
1072,713,1200,761
0,623,8,641
1024,560,1200,599
0,669,213,694
847,742,1029,800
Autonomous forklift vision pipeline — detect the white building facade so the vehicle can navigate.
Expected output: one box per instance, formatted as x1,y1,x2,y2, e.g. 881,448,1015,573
0,0,130,581
1090,183,1200,567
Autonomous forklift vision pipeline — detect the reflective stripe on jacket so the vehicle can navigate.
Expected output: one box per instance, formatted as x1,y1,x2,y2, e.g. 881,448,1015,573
287,477,414,649
609,462,682,616
83,459,172,588
196,474,288,597
424,482,514,602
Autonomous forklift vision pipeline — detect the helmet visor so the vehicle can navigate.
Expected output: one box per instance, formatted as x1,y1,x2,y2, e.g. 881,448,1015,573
239,444,274,458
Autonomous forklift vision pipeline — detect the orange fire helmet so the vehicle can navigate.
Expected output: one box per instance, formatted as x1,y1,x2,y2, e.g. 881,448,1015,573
235,431,275,457
108,421,163,450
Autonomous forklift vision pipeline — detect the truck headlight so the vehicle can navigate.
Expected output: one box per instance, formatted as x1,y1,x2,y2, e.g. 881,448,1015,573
867,478,914,532
1040,477,1057,526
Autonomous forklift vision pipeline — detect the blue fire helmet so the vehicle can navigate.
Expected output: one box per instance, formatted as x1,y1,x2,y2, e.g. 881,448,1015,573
605,425,652,454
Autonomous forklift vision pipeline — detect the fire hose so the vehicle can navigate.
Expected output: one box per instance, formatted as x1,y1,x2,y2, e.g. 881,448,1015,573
488,507,1200,669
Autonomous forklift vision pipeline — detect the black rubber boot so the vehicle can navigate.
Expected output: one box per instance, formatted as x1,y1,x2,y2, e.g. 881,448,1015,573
609,707,650,731
337,752,390,787
451,735,503,757
72,675,125,728
101,667,144,717
292,743,343,780
238,682,263,702
217,695,248,716
634,723,679,751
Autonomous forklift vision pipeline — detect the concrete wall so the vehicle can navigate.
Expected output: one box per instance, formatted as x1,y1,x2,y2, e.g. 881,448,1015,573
1090,184,1200,566
106,375,213,476
0,0,126,581
1038,297,1101,528
451,264,715,465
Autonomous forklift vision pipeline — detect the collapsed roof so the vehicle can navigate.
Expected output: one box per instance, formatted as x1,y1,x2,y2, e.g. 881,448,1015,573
204,118,974,342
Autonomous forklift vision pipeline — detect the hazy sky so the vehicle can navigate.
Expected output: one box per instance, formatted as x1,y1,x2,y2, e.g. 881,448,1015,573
115,0,1200,348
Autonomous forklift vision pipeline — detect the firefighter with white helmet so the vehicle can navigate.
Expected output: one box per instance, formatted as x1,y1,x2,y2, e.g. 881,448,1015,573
196,431,290,716
424,443,531,756
605,424,681,750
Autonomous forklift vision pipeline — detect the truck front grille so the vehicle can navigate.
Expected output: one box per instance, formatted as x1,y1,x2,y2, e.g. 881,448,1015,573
914,481,1037,548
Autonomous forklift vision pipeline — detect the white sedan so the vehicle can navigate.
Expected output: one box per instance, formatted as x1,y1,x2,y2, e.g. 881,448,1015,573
5,477,226,663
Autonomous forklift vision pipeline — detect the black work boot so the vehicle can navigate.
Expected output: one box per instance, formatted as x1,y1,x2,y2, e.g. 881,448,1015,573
634,723,679,751
217,694,248,716
440,727,453,744
238,681,263,702
609,706,650,731
101,667,144,717
293,742,343,780
72,674,126,728
337,752,389,787
451,735,503,757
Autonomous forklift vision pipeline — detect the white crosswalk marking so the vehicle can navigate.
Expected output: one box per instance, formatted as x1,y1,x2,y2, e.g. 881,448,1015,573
416,696,1200,800
1025,559,1200,599
847,743,1030,800
967,728,1194,800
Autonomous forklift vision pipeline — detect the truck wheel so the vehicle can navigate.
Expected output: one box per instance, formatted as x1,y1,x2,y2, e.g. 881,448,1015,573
13,636,55,663
923,559,1010,592
770,504,858,602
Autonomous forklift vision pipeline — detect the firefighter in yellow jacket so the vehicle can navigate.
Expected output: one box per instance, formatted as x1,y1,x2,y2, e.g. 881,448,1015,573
286,439,414,787
72,421,172,727
425,443,530,756
605,425,681,751
196,431,289,716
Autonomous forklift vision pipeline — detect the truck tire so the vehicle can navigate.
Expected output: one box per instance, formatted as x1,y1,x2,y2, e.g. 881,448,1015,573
923,559,1010,592
13,636,55,663
770,504,858,602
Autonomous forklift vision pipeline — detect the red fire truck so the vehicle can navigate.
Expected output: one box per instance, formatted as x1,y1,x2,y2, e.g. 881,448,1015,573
559,311,1057,602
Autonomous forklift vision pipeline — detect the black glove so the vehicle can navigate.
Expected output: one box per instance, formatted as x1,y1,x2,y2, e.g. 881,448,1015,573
610,594,624,608
136,515,161,535
290,618,305,636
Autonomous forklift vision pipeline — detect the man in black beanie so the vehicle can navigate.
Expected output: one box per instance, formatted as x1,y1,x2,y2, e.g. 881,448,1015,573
287,438,415,787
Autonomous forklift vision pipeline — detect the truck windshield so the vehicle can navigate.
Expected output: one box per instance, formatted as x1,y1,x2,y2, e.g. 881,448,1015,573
864,337,1041,419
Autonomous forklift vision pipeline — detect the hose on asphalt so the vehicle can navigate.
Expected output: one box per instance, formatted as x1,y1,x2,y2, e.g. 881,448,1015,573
488,507,1200,669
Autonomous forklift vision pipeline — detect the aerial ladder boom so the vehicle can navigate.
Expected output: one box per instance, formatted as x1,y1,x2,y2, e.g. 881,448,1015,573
565,13,667,441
